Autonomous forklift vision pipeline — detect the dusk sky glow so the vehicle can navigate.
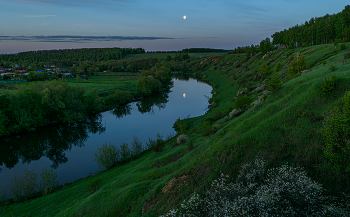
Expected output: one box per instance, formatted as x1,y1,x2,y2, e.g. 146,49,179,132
0,0,349,53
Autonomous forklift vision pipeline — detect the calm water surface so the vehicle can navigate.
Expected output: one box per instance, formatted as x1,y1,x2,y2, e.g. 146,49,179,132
0,77,212,197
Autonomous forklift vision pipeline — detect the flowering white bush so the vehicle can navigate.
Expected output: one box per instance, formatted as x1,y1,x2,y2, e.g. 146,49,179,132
177,134,188,145
162,159,350,216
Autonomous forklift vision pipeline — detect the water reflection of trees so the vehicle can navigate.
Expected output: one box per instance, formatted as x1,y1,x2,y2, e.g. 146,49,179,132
173,73,207,84
136,88,171,115
110,82,173,118
173,73,191,81
111,104,132,119
0,114,105,169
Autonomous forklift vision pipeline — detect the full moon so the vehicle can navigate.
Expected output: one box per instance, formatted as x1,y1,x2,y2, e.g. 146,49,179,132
183,15,186,20
183,93,186,98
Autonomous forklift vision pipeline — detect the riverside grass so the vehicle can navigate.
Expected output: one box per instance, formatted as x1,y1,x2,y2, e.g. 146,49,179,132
1,43,350,216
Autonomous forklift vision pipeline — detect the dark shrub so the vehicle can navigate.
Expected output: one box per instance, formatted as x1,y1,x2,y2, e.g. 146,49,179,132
321,73,338,95
234,95,252,110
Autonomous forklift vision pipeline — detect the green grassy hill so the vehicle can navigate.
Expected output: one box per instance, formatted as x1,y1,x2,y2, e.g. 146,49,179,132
1,43,350,216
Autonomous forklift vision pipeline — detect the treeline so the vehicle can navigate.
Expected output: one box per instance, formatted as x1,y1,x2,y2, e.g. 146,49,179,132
69,58,160,75
229,5,350,56
181,48,228,53
229,39,272,56
0,47,145,69
272,5,350,47
146,48,228,54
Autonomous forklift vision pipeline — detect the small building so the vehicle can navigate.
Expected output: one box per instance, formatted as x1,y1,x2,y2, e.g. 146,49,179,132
0,67,13,73
63,73,74,78
16,67,28,73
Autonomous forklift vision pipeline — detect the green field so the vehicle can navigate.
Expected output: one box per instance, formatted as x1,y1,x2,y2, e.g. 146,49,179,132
0,73,140,96
65,73,140,95
2,44,350,216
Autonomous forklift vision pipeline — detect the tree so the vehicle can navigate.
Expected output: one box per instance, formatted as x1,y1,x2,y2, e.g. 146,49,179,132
131,136,143,158
259,62,270,76
126,64,134,72
287,52,307,78
120,142,130,162
94,142,120,170
267,63,283,91
136,76,161,95
259,37,273,54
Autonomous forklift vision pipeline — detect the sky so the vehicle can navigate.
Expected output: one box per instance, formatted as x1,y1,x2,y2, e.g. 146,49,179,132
0,0,349,53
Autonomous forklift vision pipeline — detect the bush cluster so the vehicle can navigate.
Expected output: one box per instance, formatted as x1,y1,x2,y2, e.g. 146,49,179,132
233,95,251,110
320,91,350,171
321,73,338,95
105,90,132,106
94,136,144,170
202,121,213,136
163,159,350,216
287,52,307,78
131,136,143,158
259,62,270,79
94,142,120,170
27,72,48,81
146,133,165,153
173,117,189,134
10,168,59,202
213,110,225,121
267,63,282,91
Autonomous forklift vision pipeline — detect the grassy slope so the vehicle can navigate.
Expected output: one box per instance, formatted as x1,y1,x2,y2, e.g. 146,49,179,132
1,44,350,216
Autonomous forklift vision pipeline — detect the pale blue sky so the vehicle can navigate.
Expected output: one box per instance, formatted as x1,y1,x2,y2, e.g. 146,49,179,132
0,0,349,53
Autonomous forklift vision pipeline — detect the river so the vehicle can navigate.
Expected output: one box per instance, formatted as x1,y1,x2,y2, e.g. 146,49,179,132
0,76,212,197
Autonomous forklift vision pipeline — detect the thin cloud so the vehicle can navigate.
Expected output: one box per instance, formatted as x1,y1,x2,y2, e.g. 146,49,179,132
0,35,177,43
6,0,127,7
26,15,56,17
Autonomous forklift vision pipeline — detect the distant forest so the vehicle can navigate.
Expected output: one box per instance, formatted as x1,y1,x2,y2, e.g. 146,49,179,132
147,48,229,53
231,5,350,55
0,48,144,68
272,5,350,47
0,47,228,74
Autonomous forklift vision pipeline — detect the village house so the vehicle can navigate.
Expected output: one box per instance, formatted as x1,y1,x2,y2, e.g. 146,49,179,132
16,67,28,73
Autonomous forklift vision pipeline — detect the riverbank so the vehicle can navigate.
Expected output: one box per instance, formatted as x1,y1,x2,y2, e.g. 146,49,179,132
1,43,350,216
0,76,212,200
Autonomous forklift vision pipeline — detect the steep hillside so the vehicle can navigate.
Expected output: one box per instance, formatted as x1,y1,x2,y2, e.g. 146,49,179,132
1,43,350,216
